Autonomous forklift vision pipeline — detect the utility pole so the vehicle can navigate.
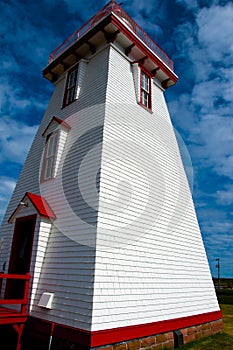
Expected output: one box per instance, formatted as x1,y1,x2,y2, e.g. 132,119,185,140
215,258,220,289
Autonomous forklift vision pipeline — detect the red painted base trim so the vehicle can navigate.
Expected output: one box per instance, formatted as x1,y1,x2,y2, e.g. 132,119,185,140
27,310,222,348
90,310,222,347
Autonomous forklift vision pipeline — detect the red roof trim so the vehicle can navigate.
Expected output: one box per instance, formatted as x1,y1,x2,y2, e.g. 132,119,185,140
26,192,56,219
8,192,56,223
111,15,178,85
48,1,173,70
42,116,71,136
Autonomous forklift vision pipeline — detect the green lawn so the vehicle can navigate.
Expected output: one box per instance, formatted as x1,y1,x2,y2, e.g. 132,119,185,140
174,332,233,350
221,304,233,336
174,292,233,350
216,289,233,305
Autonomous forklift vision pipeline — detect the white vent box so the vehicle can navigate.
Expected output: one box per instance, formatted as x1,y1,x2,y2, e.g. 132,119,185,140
38,292,54,309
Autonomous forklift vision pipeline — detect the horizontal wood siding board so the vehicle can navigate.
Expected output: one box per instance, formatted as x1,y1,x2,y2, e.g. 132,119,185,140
0,47,110,330
91,45,219,330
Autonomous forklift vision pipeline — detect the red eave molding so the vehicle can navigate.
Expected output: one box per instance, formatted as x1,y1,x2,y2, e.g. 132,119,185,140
110,15,178,85
42,116,71,137
26,192,56,219
8,192,56,223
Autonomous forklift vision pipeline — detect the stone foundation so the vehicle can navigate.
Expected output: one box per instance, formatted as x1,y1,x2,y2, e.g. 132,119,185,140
180,319,223,345
93,319,223,350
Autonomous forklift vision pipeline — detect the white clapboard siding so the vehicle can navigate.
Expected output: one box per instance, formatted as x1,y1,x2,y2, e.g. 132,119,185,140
0,47,110,330
91,45,219,331
29,47,110,329
29,218,52,311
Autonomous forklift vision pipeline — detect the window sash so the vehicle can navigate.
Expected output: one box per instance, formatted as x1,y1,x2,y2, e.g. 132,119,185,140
140,70,151,109
64,68,78,106
43,132,58,180
141,72,150,92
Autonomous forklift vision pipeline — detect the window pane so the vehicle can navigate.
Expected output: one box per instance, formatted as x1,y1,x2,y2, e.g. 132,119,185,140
46,137,54,157
43,132,58,180
142,91,149,107
45,157,54,179
141,70,151,108
67,86,75,104
51,134,58,154
63,67,78,106
47,134,57,157
68,70,77,87
142,72,149,92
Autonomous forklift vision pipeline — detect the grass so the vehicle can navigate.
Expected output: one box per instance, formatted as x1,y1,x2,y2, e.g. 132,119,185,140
174,290,233,349
174,332,233,350
216,289,233,305
221,304,233,336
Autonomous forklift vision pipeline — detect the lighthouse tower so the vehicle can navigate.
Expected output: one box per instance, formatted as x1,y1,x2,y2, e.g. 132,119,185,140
0,2,222,350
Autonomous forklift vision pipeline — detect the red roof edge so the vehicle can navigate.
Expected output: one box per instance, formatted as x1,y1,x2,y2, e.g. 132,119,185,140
26,192,56,219
8,192,56,223
42,116,71,136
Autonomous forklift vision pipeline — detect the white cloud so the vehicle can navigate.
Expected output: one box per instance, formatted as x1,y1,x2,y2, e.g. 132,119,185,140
0,117,38,164
197,4,233,62
216,185,233,206
0,78,46,113
171,3,233,183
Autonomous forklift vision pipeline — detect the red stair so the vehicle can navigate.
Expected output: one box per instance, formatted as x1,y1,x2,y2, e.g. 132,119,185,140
0,273,30,350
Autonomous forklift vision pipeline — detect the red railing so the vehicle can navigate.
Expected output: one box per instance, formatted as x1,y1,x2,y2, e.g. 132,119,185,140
48,0,173,70
0,273,30,315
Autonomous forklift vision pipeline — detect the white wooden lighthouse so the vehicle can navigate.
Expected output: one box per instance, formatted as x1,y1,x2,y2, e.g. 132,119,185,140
0,1,222,349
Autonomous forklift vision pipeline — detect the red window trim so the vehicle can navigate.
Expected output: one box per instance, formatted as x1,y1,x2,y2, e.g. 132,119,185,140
62,64,79,108
139,66,152,111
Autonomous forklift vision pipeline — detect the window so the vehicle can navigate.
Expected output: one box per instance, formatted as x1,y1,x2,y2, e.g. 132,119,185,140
63,67,78,107
41,116,71,182
140,70,151,109
41,132,59,181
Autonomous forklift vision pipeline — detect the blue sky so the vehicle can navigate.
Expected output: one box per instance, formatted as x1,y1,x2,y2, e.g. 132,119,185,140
0,0,232,277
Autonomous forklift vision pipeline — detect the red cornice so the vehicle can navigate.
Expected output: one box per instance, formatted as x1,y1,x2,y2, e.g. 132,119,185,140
110,15,178,85
43,13,178,87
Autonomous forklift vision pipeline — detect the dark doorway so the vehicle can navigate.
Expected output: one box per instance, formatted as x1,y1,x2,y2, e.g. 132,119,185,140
5,215,36,299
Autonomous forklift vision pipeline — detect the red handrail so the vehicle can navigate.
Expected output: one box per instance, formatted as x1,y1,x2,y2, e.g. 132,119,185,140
0,273,30,314
48,0,173,70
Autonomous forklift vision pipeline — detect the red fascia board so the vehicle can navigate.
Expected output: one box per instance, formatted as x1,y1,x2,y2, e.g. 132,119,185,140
53,116,70,129
90,310,222,347
26,192,56,219
110,15,178,84
42,116,70,136
42,15,112,76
